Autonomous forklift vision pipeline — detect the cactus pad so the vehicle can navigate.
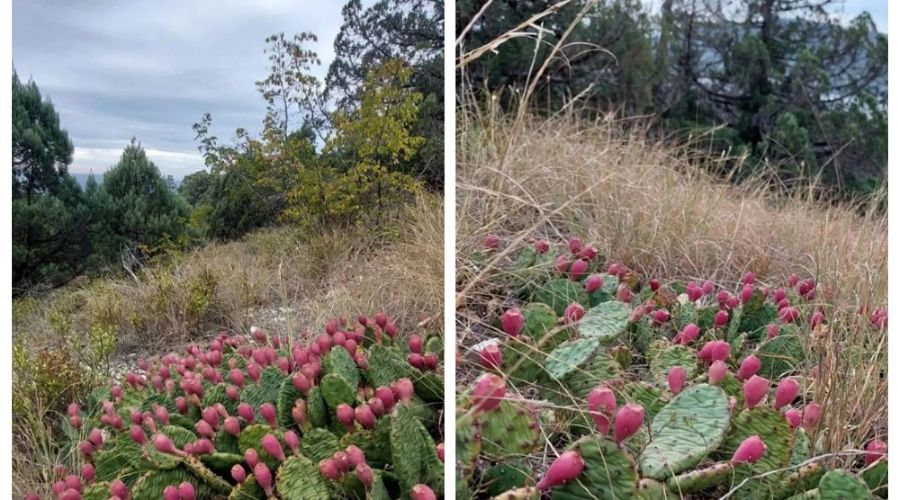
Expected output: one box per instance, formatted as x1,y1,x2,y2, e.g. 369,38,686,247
647,340,699,385
717,406,795,499
754,334,804,379
320,373,358,409
639,384,731,480
478,399,541,457
531,279,590,316
322,347,361,386
578,300,632,342
545,338,600,380
301,427,340,462
817,469,871,500
275,454,330,499
551,436,639,499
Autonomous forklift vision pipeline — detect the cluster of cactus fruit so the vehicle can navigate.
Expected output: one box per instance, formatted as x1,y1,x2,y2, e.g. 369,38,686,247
458,235,887,499
34,313,444,500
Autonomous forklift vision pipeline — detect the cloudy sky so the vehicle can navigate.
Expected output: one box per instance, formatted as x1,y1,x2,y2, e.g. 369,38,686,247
13,1,357,178
14,1,886,178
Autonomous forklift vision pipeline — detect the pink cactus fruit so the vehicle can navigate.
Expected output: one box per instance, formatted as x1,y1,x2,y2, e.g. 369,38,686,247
393,378,415,403
408,334,423,354
536,450,585,490
237,403,255,423
736,355,761,381
284,430,300,455
569,259,588,281
436,443,445,462
319,458,341,480
714,309,729,328
686,281,702,302
587,386,616,434
345,445,366,467
254,463,274,496
652,308,671,324
178,482,196,500
411,484,437,500
742,272,755,285
668,366,687,395
708,360,728,384
500,308,525,337
355,463,375,487
260,403,277,426
81,464,95,483
480,344,502,369
673,323,700,345
802,403,821,430
245,449,260,468
261,434,286,462
564,302,586,323
614,404,645,444
355,404,377,429
484,234,501,249
472,373,506,413
554,254,570,273
568,237,583,254
109,479,129,499
336,404,355,429
535,239,550,254
584,274,604,294
784,408,802,429
231,464,247,483
774,378,799,408
740,284,754,304
779,306,799,324
153,434,184,457
616,283,633,303
129,425,146,445
864,439,887,466
743,375,770,409
731,435,767,464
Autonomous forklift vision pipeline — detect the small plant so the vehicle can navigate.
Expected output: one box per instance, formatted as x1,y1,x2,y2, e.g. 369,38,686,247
30,313,444,499
458,235,887,499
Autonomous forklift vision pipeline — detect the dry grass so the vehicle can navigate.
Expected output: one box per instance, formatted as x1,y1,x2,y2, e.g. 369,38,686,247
456,111,887,471
12,193,443,497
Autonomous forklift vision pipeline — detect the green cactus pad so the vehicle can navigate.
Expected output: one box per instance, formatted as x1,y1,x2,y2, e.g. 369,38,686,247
818,469,871,500
545,338,600,380
560,348,624,399
130,466,217,500
183,455,233,493
159,424,198,448
237,424,285,469
639,384,731,480
366,344,416,387
717,406,795,499
482,460,534,496
457,412,483,481
300,427,340,463
92,434,146,482
339,428,391,467
81,482,110,500
502,335,549,384
276,376,304,429
390,404,443,493
738,293,778,342
411,370,444,403
578,300,632,342
241,367,288,412
754,334,804,379
860,458,887,498
666,462,734,493
531,279,590,317
141,441,182,470
587,273,619,307
478,399,541,457
275,454,331,499
551,436,639,499
522,302,561,344
228,475,265,500
791,428,811,466
674,301,697,330
306,386,328,428
320,373,358,410
425,334,443,357
772,463,825,500
620,381,669,421
322,347,361,387
647,340,699,386
200,451,245,475
715,371,745,408
633,478,670,500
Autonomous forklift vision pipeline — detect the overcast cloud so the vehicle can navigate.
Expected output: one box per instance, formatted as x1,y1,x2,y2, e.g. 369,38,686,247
14,1,885,179
13,1,355,178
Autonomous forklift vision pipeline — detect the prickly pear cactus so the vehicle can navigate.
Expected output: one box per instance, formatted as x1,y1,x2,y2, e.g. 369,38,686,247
639,384,731,480
460,235,872,500
49,313,444,499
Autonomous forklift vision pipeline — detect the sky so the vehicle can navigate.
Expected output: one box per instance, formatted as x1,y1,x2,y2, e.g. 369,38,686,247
14,1,886,178
13,1,354,178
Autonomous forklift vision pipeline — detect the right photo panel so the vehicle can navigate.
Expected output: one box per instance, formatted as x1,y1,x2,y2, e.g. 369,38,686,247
455,1,887,499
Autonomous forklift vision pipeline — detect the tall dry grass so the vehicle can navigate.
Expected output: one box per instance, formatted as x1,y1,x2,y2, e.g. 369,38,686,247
456,110,887,467
12,193,443,497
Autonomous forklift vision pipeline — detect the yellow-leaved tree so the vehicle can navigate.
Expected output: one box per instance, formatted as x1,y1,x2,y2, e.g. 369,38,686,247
286,58,424,227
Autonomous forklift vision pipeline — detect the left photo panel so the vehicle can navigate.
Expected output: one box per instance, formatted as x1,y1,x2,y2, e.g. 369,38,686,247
11,2,446,499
